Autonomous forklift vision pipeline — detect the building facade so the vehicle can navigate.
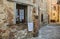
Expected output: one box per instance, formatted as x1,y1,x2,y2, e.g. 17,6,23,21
39,0,48,26
0,0,31,28
47,0,60,24
0,0,41,37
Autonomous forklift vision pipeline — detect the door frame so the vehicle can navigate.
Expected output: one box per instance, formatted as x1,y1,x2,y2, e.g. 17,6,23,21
16,4,27,24
13,2,28,24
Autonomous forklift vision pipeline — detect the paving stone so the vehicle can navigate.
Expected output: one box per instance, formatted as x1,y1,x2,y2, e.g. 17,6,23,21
0,24,60,39
19,25,60,39
38,25,60,39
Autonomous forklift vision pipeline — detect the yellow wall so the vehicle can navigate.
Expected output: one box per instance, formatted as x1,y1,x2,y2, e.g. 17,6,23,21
47,0,60,23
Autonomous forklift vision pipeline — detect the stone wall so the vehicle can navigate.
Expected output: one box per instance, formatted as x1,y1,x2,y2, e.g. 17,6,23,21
39,0,48,26
0,0,15,29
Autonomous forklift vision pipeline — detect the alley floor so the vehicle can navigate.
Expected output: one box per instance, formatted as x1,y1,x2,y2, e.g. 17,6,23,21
0,24,60,39
30,24,60,39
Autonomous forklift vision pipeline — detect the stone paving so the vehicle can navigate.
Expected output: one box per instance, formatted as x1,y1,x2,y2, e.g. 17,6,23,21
18,24,60,39
0,24,60,39
38,25,60,39
27,24,60,39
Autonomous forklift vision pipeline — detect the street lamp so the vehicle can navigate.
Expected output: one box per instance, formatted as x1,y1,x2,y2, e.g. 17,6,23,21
57,1,60,22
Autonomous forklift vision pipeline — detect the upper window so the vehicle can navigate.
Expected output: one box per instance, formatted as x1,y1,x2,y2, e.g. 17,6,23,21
53,6,56,10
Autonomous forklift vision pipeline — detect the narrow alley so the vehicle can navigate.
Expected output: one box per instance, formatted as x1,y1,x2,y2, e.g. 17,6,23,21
0,0,60,39
31,24,60,39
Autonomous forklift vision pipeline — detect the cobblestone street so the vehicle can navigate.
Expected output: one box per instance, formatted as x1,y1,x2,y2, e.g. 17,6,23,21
32,24,60,39
0,0,60,39
0,24,60,39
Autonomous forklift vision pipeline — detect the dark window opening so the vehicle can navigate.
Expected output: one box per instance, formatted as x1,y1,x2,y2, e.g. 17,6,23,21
41,14,43,22
53,13,55,16
50,20,56,23
53,6,56,10
16,4,27,24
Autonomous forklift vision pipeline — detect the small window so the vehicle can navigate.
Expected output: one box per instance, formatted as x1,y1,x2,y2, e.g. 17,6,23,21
41,14,43,22
53,6,56,10
53,13,55,16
